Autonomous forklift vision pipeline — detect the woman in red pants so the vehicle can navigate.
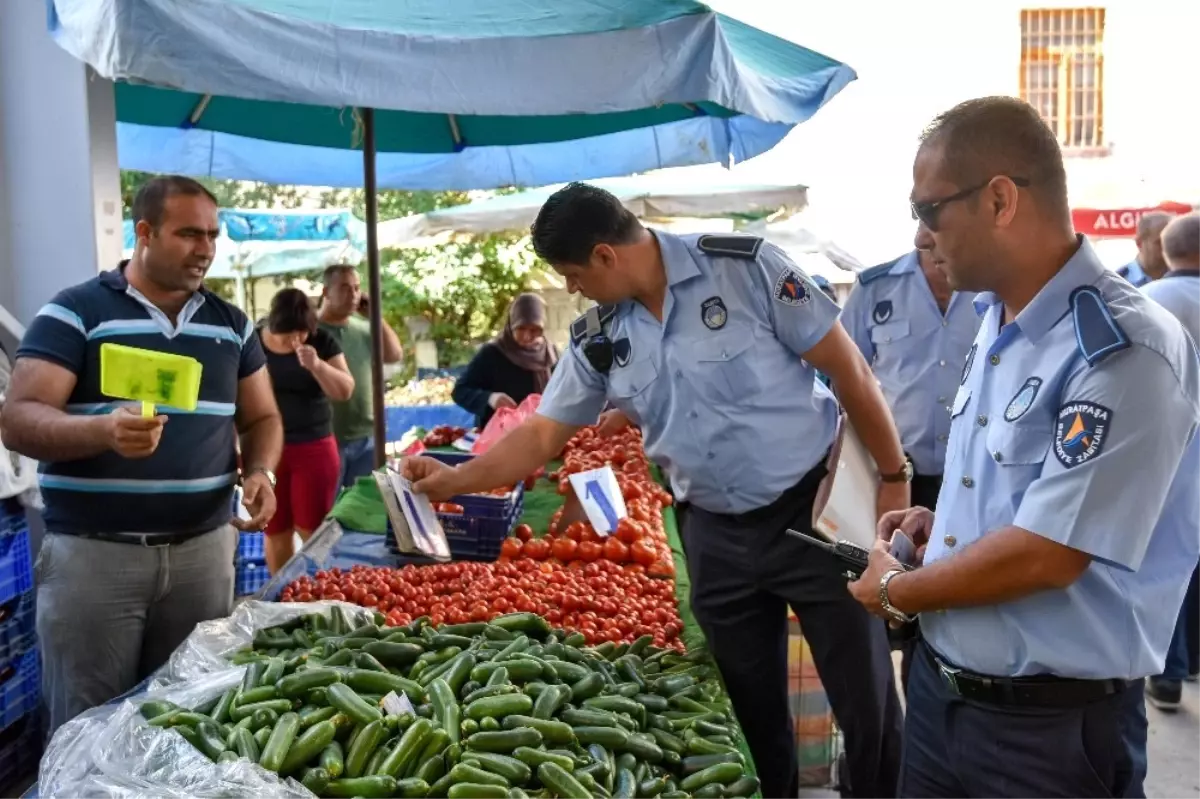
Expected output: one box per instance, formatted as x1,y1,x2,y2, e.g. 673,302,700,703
258,289,355,572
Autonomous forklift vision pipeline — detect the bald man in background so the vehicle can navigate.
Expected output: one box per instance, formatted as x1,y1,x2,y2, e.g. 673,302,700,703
1117,212,1172,286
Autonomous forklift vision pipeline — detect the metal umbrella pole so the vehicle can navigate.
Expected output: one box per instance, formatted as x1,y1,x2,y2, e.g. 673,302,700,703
361,108,387,469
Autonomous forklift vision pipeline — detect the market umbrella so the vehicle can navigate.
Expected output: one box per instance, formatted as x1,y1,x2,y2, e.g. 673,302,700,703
378,175,809,247
49,0,857,463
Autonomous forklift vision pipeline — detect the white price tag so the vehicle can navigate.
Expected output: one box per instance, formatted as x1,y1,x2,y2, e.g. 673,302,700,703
567,465,627,535
452,432,478,452
381,690,415,717
387,471,451,560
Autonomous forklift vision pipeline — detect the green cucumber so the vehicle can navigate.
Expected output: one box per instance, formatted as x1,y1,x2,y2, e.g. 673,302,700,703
569,673,605,702
613,767,637,799
343,669,426,702
233,727,261,761
320,740,345,778
193,721,228,761
681,752,742,775
448,785,507,799
298,705,338,730
465,684,518,704
345,719,387,778
449,762,509,788
230,699,293,723
260,658,286,687
237,685,278,705
279,719,337,775
140,700,178,720
511,746,575,771
376,716,433,778
560,707,623,728
572,726,630,749
531,684,570,720
500,715,576,745
537,762,590,799
258,712,301,773
465,693,534,720
253,726,272,750
363,641,425,668
211,689,238,724
326,683,383,725
724,775,761,797
463,751,532,785
300,766,331,795
324,775,398,798
278,667,341,698
465,727,543,752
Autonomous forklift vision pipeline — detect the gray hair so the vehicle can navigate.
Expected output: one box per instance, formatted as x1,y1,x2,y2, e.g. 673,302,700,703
1136,211,1173,242
1161,212,1200,269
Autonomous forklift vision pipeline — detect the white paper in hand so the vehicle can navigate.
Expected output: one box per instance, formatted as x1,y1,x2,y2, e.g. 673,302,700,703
811,417,879,549
387,471,451,560
567,466,627,535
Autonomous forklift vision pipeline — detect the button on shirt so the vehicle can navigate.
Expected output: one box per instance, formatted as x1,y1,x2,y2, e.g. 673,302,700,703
841,251,981,476
538,231,842,514
924,238,1200,679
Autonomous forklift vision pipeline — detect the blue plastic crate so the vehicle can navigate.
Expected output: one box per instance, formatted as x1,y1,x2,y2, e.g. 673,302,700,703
427,452,525,518
0,504,32,609
0,593,35,669
0,649,38,732
237,531,265,562
0,712,40,791
236,558,271,597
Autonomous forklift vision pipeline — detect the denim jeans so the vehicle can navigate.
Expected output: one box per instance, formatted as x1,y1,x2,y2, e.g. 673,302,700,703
1160,563,1199,681
337,436,375,488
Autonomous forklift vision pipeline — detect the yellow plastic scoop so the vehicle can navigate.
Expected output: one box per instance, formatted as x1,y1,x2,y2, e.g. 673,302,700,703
100,343,203,418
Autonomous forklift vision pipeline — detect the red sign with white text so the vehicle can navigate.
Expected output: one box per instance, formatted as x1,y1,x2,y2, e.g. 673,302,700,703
1073,201,1193,238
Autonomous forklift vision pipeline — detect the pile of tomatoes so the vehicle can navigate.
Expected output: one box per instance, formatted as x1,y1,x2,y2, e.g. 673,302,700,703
499,425,676,577
421,425,467,448
278,559,686,649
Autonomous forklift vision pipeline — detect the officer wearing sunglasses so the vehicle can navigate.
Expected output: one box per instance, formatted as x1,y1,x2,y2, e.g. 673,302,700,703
848,96,1200,798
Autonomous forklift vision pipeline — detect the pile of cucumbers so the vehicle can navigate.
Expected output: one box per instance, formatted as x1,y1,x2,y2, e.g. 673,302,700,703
139,607,758,798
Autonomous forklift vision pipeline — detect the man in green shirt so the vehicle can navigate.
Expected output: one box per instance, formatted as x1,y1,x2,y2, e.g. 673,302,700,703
317,265,403,486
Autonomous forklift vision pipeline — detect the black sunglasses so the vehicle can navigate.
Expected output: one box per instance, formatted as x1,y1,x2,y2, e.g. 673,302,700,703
911,176,1031,231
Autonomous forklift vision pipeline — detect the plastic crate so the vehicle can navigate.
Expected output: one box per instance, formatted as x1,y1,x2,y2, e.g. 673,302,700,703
0,712,40,791
0,593,34,670
0,649,38,732
236,558,271,597
427,452,525,518
237,531,265,562
0,503,32,608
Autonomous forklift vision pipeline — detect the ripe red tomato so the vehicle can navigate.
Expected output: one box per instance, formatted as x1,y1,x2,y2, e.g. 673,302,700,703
523,538,551,561
500,537,524,558
551,537,578,562
630,539,658,567
577,541,603,562
602,537,629,563
615,518,642,544
513,523,534,542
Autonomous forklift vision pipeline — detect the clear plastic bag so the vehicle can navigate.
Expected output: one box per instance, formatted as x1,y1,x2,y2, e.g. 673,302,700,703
39,600,374,798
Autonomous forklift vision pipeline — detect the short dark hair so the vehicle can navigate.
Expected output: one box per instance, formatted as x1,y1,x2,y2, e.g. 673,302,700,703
920,96,1069,216
322,264,358,286
267,288,317,335
530,182,642,265
130,175,218,230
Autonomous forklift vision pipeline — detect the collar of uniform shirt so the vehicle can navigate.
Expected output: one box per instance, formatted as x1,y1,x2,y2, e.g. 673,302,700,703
890,250,921,275
654,230,703,286
970,235,1106,344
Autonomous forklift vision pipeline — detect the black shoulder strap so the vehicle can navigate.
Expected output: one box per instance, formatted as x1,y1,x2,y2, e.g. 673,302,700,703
569,304,617,347
1069,286,1130,366
696,235,763,259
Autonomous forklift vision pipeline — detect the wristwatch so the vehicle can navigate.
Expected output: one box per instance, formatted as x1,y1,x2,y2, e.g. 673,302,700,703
880,460,914,484
879,568,914,624
245,466,276,488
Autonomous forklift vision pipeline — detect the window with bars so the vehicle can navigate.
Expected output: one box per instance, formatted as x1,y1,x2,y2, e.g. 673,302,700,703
1019,8,1106,151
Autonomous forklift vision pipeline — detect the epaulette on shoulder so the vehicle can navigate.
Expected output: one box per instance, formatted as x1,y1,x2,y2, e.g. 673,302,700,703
857,258,901,286
696,235,763,259
569,304,617,347
1069,286,1130,366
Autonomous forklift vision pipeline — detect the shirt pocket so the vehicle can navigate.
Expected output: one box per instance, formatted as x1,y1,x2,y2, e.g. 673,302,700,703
943,387,972,473
869,320,912,345
986,423,1051,470
689,325,761,405
608,356,660,426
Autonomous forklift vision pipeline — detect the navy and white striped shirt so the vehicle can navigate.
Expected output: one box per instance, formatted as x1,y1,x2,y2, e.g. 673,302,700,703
16,266,267,536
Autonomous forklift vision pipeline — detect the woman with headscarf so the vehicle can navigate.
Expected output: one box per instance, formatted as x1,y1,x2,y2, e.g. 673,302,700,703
452,293,559,429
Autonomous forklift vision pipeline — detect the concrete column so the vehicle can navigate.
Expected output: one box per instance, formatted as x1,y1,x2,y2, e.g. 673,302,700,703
0,0,122,327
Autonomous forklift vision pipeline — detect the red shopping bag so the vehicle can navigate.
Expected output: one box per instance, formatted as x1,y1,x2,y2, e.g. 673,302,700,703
472,393,541,454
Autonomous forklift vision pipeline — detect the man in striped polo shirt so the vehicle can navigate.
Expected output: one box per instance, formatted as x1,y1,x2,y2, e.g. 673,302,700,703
0,176,283,735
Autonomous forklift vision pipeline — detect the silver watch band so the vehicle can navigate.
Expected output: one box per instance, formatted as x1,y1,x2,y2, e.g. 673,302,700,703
879,568,914,624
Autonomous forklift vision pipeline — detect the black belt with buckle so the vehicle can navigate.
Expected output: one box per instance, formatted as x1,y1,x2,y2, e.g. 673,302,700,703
925,643,1130,708
74,531,200,547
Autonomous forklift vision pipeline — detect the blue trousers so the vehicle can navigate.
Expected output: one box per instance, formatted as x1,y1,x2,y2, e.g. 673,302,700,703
337,436,376,488
901,641,1137,798
1160,564,1199,681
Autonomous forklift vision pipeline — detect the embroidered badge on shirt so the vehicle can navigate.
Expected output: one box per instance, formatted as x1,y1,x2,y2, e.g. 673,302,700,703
1053,401,1111,468
701,296,727,330
1004,377,1043,422
612,337,632,368
961,343,977,386
872,300,893,324
773,269,811,307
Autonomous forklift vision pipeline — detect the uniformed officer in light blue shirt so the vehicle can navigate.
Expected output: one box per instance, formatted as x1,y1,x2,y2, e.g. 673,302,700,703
848,97,1200,798
841,248,981,510
840,247,981,695
1116,211,1172,287
1141,211,1200,714
404,182,913,798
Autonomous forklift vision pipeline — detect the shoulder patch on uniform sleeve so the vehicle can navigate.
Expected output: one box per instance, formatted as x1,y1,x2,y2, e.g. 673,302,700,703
857,258,901,286
569,304,617,347
696,235,763,259
1069,286,1130,366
